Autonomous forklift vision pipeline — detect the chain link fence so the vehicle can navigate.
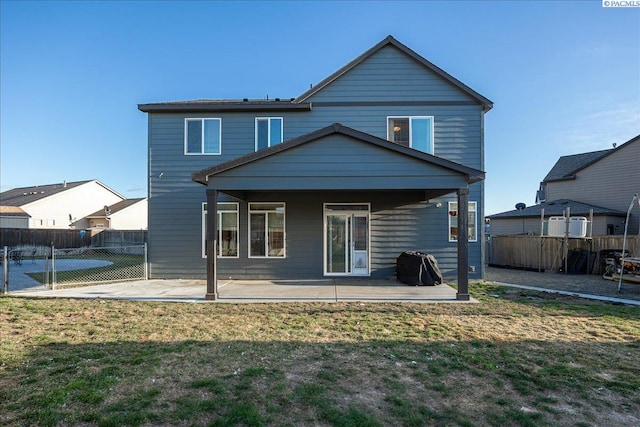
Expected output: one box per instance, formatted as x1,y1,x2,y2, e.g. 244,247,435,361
48,245,147,288
2,244,147,292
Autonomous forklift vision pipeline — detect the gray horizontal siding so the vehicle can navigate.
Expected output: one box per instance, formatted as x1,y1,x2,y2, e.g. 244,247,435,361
210,134,469,191
146,42,486,281
284,105,483,169
149,189,483,281
306,45,477,103
149,190,482,280
148,106,482,177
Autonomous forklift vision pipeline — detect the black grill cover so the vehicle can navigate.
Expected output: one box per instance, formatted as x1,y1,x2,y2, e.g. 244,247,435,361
396,251,443,286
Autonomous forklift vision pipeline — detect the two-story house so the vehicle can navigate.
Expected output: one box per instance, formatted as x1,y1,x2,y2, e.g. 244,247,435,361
138,36,492,300
488,134,639,236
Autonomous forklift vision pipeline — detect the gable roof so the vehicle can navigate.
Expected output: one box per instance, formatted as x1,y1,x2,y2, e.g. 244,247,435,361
488,199,626,219
543,149,612,182
0,180,124,207
85,198,146,218
542,134,640,183
0,206,31,217
294,35,493,112
192,123,484,185
0,180,92,207
139,35,493,114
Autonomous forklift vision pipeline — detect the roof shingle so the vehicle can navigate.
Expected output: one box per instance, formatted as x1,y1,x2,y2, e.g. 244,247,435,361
0,181,92,207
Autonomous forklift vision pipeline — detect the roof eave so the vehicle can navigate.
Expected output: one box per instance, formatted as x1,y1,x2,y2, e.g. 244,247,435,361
138,102,311,113
544,175,576,183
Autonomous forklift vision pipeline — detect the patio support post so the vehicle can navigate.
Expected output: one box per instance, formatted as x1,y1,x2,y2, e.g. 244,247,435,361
205,189,218,300
456,187,470,301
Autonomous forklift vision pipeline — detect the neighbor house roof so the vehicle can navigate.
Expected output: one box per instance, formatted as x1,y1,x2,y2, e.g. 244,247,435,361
294,35,493,111
542,134,640,183
0,206,31,217
542,149,612,182
0,180,93,207
0,180,124,208
193,122,485,185
85,198,146,218
488,199,626,219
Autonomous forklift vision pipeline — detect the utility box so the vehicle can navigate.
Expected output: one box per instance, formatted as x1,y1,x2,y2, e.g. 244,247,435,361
547,216,567,237
569,217,588,238
547,216,588,237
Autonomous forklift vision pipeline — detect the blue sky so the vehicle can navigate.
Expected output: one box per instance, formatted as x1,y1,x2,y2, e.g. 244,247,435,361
1,0,638,215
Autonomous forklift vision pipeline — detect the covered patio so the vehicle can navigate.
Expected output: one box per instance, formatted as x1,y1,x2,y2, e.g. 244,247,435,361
193,123,484,301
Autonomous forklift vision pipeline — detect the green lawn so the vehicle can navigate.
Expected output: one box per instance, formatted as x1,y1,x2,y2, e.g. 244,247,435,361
1,283,639,426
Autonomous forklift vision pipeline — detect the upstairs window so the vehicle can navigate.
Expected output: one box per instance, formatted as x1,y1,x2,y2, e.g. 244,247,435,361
185,118,221,155
448,201,477,242
387,116,434,154
255,117,283,151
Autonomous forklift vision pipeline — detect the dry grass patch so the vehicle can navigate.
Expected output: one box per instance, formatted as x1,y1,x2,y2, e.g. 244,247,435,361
1,283,639,426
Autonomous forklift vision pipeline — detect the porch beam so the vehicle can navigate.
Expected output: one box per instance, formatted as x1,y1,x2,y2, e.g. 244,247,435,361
456,187,470,301
220,190,247,201
205,189,218,300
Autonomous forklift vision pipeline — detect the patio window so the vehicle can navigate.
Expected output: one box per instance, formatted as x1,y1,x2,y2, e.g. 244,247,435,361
255,117,283,151
448,201,477,242
249,203,285,258
185,118,221,155
387,116,434,154
202,202,239,258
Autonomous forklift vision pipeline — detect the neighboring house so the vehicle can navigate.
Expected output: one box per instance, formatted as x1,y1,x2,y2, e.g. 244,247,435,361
0,206,30,228
489,134,640,236
83,198,148,230
487,199,626,236
0,180,124,229
138,35,493,300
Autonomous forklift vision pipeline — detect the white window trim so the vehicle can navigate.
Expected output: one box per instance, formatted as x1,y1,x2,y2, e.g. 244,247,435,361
248,202,286,258
448,201,478,243
254,117,283,151
322,203,371,277
202,202,240,258
185,118,222,155
386,116,435,154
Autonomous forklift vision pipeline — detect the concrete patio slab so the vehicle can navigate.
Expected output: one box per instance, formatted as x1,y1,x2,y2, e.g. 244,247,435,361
8,278,470,303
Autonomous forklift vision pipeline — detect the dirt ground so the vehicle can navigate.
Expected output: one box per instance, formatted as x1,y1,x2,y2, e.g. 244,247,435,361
485,266,640,301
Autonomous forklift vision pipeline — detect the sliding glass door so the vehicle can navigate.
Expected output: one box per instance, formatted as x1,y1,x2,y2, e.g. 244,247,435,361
324,204,369,276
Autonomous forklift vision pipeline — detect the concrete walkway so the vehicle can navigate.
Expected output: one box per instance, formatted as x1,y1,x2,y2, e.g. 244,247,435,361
485,266,640,306
8,278,467,303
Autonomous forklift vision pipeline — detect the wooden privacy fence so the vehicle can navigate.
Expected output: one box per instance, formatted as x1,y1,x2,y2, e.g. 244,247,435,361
90,230,147,247
488,235,640,274
0,228,147,250
0,228,89,248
